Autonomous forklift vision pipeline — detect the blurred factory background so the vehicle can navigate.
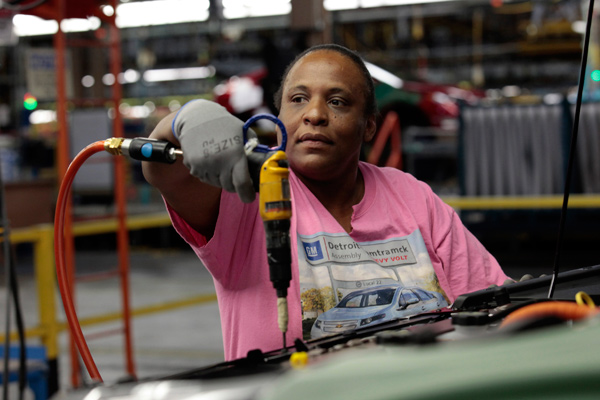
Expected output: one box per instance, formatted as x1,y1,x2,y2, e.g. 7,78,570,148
1,0,600,398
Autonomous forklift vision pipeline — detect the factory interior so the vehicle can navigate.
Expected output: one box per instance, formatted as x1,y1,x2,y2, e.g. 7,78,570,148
1,0,600,399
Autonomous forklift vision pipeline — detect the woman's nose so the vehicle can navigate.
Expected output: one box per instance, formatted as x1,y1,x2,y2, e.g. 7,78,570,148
303,99,328,126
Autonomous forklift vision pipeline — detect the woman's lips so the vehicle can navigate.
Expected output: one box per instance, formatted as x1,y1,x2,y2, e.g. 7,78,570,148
297,133,334,145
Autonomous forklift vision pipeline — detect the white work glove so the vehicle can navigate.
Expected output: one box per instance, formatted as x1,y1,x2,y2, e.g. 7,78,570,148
172,99,257,203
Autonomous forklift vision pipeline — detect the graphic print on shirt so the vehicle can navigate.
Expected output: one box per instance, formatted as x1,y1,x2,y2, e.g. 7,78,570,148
298,230,448,340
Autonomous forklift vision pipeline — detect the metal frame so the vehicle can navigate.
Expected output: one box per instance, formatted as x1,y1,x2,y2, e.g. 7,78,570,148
23,0,135,388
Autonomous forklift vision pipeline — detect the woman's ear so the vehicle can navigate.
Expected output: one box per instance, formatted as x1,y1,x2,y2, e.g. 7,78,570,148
364,115,377,143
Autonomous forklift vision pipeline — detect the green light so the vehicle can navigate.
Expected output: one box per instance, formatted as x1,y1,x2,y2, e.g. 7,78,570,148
23,93,37,110
591,70,600,82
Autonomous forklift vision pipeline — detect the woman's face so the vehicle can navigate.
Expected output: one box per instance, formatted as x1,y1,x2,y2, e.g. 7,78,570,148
277,50,376,182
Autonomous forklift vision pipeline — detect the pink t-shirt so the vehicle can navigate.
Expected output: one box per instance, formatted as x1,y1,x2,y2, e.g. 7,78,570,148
167,162,508,360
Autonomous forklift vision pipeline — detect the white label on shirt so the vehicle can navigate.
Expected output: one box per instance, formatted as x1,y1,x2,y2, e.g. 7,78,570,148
301,235,416,267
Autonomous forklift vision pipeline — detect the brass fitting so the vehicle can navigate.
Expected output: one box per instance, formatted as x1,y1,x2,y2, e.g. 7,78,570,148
104,138,125,156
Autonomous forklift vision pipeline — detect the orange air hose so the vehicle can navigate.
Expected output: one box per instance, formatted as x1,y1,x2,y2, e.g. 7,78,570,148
501,300,599,328
54,140,106,383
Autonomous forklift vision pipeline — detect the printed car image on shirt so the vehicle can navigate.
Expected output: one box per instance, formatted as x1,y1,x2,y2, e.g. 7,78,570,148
310,285,447,339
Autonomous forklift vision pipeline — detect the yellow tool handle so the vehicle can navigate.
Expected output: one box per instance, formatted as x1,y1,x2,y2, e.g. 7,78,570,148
259,150,291,222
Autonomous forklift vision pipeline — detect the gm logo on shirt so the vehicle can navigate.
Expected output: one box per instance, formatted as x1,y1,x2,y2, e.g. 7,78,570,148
302,240,323,261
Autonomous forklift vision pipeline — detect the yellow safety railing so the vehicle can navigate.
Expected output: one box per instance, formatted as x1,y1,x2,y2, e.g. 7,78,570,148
0,212,217,362
442,194,600,210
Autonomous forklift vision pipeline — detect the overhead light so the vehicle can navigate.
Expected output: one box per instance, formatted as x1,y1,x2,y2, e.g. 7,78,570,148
61,17,101,32
325,0,457,11
381,0,457,4
324,0,358,11
364,61,403,89
12,15,58,36
116,0,209,28
222,0,291,19
13,0,210,36
29,110,57,125
143,66,216,82
13,15,102,36
14,0,459,36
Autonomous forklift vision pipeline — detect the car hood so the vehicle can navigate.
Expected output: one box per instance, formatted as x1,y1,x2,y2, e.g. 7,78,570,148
319,305,389,321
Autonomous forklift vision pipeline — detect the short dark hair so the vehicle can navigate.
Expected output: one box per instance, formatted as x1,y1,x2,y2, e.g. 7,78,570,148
273,43,377,118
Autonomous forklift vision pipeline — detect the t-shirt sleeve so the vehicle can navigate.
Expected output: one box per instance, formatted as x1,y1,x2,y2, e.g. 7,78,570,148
418,182,509,300
164,192,262,283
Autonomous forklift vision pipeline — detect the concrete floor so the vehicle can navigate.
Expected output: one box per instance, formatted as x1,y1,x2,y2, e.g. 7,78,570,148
1,248,224,400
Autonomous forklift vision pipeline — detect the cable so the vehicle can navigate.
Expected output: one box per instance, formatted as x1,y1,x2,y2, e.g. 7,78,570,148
54,140,105,383
500,301,599,328
54,137,183,383
1,153,27,400
548,0,595,299
8,252,27,400
2,159,13,400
